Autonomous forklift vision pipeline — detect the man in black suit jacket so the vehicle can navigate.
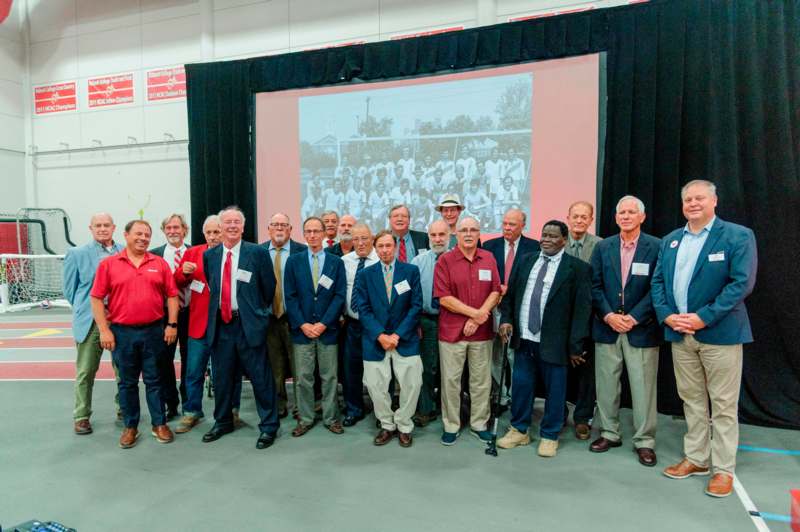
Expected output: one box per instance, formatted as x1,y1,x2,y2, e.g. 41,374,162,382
389,204,428,262
483,208,540,404
261,213,307,418
202,206,280,449
150,213,190,418
498,220,591,458
589,196,662,467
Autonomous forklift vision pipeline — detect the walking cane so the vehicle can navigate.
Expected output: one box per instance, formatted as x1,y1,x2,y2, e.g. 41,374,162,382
486,339,510,457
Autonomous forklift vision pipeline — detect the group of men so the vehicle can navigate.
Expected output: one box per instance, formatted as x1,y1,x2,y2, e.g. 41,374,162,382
63,178,757,499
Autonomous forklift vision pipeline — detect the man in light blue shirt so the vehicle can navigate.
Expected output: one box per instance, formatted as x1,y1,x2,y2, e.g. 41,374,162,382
62,213,124,435
672,217,715,313
410,219,450,426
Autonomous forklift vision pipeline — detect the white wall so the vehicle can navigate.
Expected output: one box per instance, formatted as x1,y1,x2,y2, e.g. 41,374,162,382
16,0,634,246
0,1,26,214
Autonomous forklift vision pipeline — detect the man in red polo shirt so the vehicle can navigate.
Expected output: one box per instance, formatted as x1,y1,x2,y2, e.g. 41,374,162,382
434,216,501,446
91,219,179,449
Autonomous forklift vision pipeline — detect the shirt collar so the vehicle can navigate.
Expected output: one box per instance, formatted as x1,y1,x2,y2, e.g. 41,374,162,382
683,216,716,235
308,248,325,259
570,234,586,246
506,236,520,248
269,240,287,252
223,240,242,256
620,233,640,249
167,243,185,252
541,248,565,263
382,259,396,271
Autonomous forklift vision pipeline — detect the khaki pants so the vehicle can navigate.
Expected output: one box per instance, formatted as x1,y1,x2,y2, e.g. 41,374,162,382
364,350,423,434
439,340,492,433
671,336,743,475
73,321,120,421
595,335,659,448
293,340,339,426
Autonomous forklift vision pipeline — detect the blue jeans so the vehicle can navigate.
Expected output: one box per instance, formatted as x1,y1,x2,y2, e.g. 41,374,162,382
510,339,567,441
343,318,365,417
183,336,241,418
110,322,166,428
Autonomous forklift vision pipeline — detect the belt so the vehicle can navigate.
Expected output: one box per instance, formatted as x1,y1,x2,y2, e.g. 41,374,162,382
111,319,162,329
218,310,240,321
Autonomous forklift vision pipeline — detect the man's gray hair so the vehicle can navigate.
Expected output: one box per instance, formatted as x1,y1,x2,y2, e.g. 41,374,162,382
681,179,717,199
615,195,646,214
456,216,480,231
219,205,246,224
202,214,221,229
161,213,189,231
321,210,339,220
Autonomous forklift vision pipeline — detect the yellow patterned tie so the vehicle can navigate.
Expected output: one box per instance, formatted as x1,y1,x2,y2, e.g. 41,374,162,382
312,253,320,293
273,247,284,318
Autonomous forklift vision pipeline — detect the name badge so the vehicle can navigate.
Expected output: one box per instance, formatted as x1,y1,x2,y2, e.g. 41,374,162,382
395,279,411,295
418,248,428,254
708,252,725,262
236,269,252,283
318,274,333,290
147,268,159,273
631,262,649,276
479,269,492,281
189,280,205,293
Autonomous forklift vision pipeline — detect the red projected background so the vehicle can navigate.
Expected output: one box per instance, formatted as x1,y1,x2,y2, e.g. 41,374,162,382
255,54,600,242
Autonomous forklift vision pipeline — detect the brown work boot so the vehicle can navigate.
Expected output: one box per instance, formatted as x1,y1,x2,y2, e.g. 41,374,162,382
74,419,93,435
575,423,591,440
119,428,139,449
151,424,174,444
174,415,201,434
662,458,710,479
705,473,734,498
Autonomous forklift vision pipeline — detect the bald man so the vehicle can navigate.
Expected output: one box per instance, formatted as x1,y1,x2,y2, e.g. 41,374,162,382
63,213,125,434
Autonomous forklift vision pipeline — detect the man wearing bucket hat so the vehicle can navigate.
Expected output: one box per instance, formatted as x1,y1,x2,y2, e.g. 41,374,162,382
436,194,465,248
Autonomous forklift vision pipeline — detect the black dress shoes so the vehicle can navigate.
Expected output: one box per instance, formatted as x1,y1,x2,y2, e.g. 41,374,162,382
256,432,276,449
589,437,623,453
202,425,234,443
635,447,657,467
343,414,365,427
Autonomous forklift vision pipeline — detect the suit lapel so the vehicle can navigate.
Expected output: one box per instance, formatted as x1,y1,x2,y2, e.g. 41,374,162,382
545,254,570,306
690,219,724,283
608,235,622,287
236,244,250,297
370,264,391,306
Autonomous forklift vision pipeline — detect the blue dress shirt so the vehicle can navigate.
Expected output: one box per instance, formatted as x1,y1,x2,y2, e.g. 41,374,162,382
673,217,716,313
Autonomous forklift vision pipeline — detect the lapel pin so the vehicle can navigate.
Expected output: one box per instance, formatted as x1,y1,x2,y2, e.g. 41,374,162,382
670,240,678,249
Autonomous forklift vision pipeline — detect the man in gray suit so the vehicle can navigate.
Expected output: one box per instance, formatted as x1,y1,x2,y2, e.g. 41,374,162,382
63,213,124,435
564,200,602,440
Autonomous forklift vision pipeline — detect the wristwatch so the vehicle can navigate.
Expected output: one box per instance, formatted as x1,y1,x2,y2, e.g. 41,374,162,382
167,322,178,328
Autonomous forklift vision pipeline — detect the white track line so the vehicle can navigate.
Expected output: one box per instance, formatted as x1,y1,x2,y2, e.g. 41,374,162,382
733,474,771,532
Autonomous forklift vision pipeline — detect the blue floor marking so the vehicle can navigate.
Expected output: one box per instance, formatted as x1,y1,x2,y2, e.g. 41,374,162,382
738,444,800,456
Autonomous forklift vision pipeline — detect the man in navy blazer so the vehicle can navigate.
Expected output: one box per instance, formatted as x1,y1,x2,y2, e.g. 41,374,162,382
262,212,307,418
284,216,347,437
354,230,423,447
589,196,662,467
482,208,540,405
652,180,757,498
201,206,280,450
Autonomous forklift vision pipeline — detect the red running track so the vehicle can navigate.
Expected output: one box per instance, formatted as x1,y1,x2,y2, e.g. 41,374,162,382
0,361,182,380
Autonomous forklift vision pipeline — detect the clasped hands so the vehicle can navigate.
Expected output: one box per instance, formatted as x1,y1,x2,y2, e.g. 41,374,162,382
463,307,491,337
378,333,400,351
664,313,706,334
300,322,328,338
604,313,638,334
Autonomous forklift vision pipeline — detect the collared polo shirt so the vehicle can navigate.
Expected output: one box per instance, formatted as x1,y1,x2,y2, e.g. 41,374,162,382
91,249,179,326
433,247,501,342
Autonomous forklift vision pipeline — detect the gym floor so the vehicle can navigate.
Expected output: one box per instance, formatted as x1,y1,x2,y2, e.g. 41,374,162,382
1,309,797,531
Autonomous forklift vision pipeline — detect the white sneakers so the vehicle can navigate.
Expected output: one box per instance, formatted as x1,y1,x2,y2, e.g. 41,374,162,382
497,426,531,449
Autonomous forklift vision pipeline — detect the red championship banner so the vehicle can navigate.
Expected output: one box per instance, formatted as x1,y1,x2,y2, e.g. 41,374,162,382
87,73,134,108
146,66,186,102
509,5,595,22
34,81,77,115
390,26,464,40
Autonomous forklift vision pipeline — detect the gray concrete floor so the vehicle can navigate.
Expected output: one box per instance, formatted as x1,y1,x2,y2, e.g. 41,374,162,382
0,309,797,531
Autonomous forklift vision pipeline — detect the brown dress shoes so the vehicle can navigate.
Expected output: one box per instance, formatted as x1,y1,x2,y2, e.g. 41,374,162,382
589,437,622,453
74,419,92,435
151,424,174,443
663,458,710,479
635,447,657,467
374,429,396,446
705,473,734,497
119,428,139,449
398,432,413,448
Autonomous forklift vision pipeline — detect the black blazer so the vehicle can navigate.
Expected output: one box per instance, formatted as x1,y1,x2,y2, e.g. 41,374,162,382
591,233,663,347
408,229,429,253
203,241,276,348
483,235,540,282
499,251,591,366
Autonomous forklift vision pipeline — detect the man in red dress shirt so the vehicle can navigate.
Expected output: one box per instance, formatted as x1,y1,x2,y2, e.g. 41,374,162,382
434,216,501,446
91,220,179,449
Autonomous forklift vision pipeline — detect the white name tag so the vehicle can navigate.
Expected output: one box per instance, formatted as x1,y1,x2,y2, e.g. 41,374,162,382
631,262,650,276
147,268,159,273
189,280,205,293
708,252,725,262
236,269,252,283
418,248,428,254
479,269,492,281
318,274,333,290
395,279,411,295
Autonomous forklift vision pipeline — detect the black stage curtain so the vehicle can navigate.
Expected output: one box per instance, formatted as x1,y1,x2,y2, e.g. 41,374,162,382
186,0,800,429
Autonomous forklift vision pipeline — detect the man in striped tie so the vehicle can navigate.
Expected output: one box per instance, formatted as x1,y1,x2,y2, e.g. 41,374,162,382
150,213,191,419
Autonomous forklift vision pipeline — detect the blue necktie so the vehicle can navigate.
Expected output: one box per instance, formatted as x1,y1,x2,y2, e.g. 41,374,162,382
351,257,366,314
431,253,441,311
527,256,550,335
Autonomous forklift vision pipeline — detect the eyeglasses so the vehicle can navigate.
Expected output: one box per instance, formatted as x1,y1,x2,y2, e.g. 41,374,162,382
270,223,290,229
304,229,323,234
457,228,480,234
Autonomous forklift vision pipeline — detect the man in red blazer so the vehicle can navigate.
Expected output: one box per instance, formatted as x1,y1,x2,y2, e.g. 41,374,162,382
173,214,241,433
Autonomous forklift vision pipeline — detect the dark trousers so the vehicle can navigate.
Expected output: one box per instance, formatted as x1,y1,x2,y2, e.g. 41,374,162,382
569,345,596,424
417,315,440,416
110,322,166,428
266,314,294,412
210,314,279,435
157,308,189,410
510,339,567,441
343,317,365,417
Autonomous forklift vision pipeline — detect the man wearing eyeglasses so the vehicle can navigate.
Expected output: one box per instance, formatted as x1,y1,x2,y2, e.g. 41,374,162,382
434,217,501,446
262,213,307,418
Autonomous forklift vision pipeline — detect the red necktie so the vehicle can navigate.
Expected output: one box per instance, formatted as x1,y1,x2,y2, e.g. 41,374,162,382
504,241,515,285
398,237,407,262
221,250,232,323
